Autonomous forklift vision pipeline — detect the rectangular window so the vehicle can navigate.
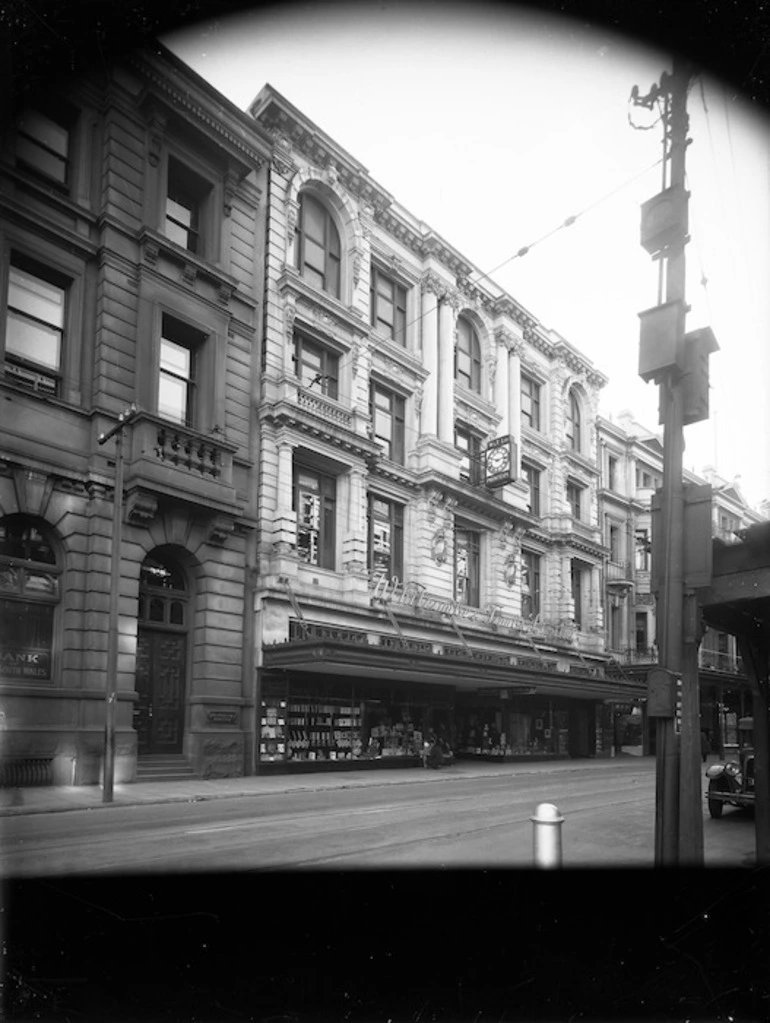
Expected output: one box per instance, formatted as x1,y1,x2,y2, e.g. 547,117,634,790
608,455,618,491
5,257,67,396
523,463,541,516
609,601,623,650
634,529,650,571
570,561,584,628
158,315,204,425
521,374,541,431
294,467,336,570
635,612,648,653
166,157,211,256
454,525,480,607
608,523,621,563
16,104,73,186
368,495,404,580
370,267,407,345
521,550,541,618
636,467,660,490
293,331,339,400
566,482,583,521
370,384,405,463
455,425,483,485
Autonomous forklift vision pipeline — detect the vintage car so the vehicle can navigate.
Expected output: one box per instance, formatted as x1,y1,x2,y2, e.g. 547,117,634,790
705,716,755,818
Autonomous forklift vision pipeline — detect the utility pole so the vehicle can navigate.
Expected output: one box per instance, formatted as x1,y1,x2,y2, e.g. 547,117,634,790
634,55,712,865
98,404,138,803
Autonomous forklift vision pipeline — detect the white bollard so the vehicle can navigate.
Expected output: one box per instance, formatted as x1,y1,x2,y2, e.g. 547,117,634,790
530,802,564,868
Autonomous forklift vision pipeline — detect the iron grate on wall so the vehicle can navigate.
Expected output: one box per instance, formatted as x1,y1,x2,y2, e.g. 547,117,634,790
0,759,53,788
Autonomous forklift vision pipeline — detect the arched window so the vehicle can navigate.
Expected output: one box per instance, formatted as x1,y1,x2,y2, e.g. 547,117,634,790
566,389,582,452
138,551,188,628
455,316,481,392
0,514,60,682
294,192,341,298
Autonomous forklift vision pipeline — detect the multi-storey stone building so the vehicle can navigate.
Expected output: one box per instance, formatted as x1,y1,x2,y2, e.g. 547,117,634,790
0,46,272,784
597,411,765,754
248,85,645,773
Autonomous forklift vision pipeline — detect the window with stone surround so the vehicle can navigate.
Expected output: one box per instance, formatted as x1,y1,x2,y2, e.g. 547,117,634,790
455,315,481,392
368,494,404,580
4,254,68,397
294,191,341,298
158,314,206,426
370,382,405,463
293,330,339,400
566,480,585,521
165,156,212,256
294,465,336,569
0,514,60,683
566,388,582,452
454,523,480,607
521,550,541,618
522,462,541,516
521,373,541,431
370,266,406,345
15,99,77,189
455,424,483,485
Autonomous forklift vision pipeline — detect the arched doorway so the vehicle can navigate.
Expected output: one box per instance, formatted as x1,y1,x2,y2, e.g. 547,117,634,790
134,550,189,754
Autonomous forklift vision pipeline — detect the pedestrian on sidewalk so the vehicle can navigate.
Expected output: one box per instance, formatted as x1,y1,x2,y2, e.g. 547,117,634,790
701,729,710,764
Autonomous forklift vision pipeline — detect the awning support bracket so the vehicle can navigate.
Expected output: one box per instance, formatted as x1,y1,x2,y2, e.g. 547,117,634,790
280,576,309,639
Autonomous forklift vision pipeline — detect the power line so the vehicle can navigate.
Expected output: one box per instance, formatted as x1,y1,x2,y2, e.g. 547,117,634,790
398,156,664,338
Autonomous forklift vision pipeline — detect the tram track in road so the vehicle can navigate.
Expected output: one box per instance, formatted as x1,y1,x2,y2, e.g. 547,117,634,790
1,776,654,875
256,791,654,870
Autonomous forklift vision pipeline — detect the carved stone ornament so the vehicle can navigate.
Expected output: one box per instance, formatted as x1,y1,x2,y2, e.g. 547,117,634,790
207,514,235,546
218,283,233,307
284,300,296,342
148,132,162,168
126,489,158,527
414,386,424,419
503,553,518,588
421,272,446,298
487,353,498,392
182,263,197,287
143,238,160,266
431,528,448,565
426,488,443,522
286,198,299,237
497,520,514,550
325,161,340,187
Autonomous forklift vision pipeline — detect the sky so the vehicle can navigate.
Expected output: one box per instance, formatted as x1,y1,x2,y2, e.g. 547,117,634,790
164,1,770,510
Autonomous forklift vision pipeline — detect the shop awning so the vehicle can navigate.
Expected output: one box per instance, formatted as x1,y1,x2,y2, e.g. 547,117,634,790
262,639,646,702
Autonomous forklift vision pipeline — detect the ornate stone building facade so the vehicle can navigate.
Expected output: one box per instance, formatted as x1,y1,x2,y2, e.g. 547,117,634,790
248,85,643,772
597,411,765,753
0,46,271,783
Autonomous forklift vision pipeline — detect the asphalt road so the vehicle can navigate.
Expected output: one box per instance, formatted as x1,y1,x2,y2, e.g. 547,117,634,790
1,762,756,874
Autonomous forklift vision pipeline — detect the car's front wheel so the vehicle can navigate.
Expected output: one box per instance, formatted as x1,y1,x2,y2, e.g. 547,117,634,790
707,781,726,818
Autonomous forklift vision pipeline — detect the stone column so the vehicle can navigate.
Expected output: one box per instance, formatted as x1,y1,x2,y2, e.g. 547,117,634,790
272,439,296,553
494,329,510,436
420,275,441,437
437,294,457,444
342,466,368,573
508,340,522,476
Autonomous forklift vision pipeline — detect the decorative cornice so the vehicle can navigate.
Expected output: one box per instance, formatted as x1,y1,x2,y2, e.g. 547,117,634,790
133,60,269,173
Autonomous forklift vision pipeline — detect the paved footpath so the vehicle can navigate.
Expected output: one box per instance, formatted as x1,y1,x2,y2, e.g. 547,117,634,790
0,752,655,818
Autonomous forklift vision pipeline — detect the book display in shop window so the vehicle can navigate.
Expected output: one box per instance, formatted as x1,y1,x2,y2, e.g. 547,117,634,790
287,701,364,762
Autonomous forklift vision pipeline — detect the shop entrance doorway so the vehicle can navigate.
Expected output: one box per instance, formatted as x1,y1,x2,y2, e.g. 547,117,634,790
134,550,189,755
569,705,592,758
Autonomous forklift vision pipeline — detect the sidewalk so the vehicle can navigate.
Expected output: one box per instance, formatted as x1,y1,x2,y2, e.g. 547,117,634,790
0,753,654,818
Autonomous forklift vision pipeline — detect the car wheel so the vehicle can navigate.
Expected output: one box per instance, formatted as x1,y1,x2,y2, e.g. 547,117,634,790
707,783,725,818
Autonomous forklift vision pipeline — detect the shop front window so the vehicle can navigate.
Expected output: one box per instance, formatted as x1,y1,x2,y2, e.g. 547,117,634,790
0,514,59,682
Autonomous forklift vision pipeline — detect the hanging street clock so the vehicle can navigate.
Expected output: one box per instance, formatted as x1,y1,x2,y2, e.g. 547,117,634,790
484,435,516,489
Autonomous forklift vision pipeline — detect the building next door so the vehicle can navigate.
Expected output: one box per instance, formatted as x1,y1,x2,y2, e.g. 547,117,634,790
134,550,189,754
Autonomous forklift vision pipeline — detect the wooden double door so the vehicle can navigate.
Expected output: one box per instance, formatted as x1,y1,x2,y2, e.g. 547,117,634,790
134,628,186,754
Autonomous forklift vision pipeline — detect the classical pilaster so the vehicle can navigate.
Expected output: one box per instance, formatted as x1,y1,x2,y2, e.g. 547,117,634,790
342,467,367,573
508,338,523,476
493,328,511,436
272,440,296,553
437,293,457,444
419,274,442,437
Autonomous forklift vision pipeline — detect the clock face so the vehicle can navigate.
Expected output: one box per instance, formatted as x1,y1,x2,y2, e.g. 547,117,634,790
486,444,510,475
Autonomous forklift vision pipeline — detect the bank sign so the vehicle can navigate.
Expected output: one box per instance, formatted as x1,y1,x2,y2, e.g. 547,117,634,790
0,649,51,680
